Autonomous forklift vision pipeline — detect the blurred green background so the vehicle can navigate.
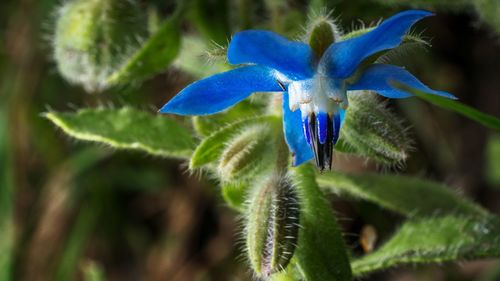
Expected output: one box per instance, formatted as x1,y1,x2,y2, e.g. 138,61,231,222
1,0,500,280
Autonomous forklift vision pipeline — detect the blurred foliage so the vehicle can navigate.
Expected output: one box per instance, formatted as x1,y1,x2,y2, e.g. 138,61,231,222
486,134,500,186
1,0,500,280
105,17,180,86
83,262,107,281
370,0,500,33
0,95,14,281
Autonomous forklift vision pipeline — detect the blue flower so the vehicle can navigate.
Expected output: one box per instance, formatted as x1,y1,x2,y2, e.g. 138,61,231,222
160,10,456,170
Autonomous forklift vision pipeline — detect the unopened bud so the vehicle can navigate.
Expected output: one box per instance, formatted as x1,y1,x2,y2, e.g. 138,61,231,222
306,12,340,60
53,0,147,92
341,92,412,166
246,174,300,277
218,124,276,181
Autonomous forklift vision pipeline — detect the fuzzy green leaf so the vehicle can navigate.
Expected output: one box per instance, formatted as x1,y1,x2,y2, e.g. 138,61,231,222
291,165,352,281
352,215,500,276
106,18,180,85
403,85,500,131
45,107,195,159
317,171,488,218
190,115,276,168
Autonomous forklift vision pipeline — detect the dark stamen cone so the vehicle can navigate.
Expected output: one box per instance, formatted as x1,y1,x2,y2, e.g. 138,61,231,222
308,113,334,171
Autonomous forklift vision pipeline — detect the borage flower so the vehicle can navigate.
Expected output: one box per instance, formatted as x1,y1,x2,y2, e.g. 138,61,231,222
160,10,456,171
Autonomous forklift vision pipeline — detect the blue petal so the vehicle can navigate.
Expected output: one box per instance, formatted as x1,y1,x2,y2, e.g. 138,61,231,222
283,92,314,166
228,30,314,80
320,10,433,79
347,64,456,99
159,66,282,115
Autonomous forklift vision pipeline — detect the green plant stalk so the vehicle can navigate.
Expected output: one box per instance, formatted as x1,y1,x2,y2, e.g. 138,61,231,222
291,165,352,281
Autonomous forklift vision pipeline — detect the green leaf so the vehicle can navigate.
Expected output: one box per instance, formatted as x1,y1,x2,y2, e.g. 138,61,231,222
352,215,500,276
317,171,488,218
190,115,276,168
45,107,195,159
291,165,352,281
403,85,500,131
106,18,181,85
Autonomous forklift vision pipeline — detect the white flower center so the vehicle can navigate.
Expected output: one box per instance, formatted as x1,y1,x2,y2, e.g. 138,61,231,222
287,75,348,119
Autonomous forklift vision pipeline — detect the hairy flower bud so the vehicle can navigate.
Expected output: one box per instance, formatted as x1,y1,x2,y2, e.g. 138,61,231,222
53,0,147,92
341,91,412,166
218,124,276,181
246,174,300,277
306,12,340,61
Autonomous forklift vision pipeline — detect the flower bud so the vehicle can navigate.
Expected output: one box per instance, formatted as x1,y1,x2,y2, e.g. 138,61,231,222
53,0,147,92
341,92,412,166
246,174,300,277
218,124,276,181
306,12,340,60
